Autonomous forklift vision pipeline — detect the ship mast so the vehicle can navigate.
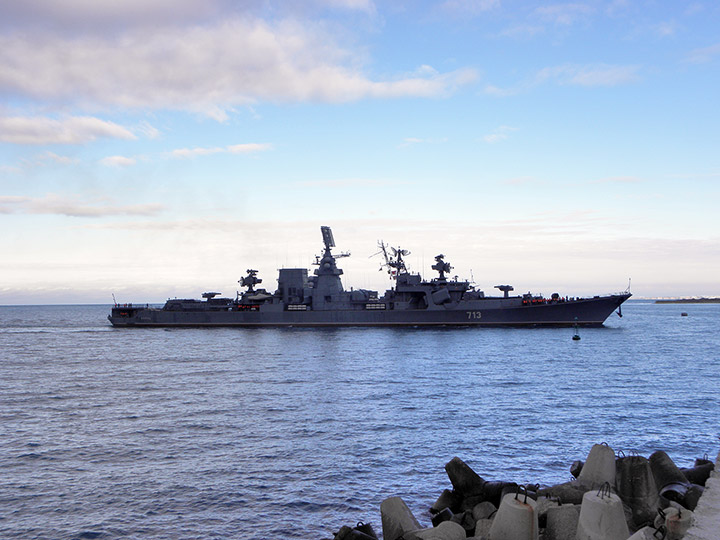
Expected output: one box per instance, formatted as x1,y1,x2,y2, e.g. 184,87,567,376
374,241,410,280
312,226,348,296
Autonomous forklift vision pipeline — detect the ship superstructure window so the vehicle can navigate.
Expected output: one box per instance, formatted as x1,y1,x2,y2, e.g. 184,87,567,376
325,296,331,302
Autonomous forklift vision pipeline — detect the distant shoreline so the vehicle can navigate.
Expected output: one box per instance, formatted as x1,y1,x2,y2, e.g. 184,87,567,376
655,298,720,304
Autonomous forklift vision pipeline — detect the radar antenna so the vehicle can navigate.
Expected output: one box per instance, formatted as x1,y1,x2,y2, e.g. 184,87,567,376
372,241,410,279
315,226,350,263
321,225,335,249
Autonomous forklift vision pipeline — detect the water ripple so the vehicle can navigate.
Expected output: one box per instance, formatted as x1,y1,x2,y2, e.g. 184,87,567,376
0,303,718,539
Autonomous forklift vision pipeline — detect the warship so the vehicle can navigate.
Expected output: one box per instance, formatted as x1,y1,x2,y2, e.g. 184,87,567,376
108,226,631,327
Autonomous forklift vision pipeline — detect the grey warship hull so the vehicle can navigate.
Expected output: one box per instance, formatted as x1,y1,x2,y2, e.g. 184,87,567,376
109,226,631,328
109,295,629,327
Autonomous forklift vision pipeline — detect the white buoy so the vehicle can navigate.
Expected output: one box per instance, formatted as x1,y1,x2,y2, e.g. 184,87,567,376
577,443,616,489
488,488,538,540
576,483,630,540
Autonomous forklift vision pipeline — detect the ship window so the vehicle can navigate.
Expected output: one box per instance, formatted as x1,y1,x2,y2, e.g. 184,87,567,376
325,296,331,302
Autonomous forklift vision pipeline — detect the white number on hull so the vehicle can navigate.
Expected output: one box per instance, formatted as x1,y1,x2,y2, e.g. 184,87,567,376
467,311,482,319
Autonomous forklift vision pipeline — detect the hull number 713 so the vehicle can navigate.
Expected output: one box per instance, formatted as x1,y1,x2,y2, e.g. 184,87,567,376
467,311,482,319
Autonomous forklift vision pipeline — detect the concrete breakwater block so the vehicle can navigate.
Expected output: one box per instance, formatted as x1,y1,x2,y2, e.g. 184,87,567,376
430,507,453,527
578,443,617,489
576,485,629,540
403,520,466,540
615,454,659,528
380,496,421,540
650,450,691,506
332,522,379,540
627,525,667,540
533,495,562,526
472,500,496,521
543,504,580,540
483,481,520,508
449,508,476,536
681,462,714,486
444,456,485,497
332,446,718,540
474,517,493,539
487,490,539,540
684,451,720,540
538,481,589,505
654,506,695,540
431,489,460,515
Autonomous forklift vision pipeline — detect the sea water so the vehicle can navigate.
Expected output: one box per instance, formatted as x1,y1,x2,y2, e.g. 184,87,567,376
1,301,718,539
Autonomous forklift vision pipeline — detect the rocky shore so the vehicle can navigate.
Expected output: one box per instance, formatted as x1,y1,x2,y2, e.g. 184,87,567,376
329,444,717,540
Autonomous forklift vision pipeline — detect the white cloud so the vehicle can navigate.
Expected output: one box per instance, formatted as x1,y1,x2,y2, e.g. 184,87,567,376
136,121,161,139
0,0,376,32
171,147,224,159
483,125,517,143
483,134,506,143
0,18,477,117
653,21,678,37
101,156,137,167
499,24,545,39
322,0,375,12
297,178,392,187
484,84,518,97
227,143,273,154
0,193,163,217
535,3,595,26
0,115,136,144
0,0,217,29
686,43,720,64
398,137,448,148
440,0,500,15
36,151,79,165
170,143,272,159
590,176,644,184
536,64,640,86
0,196,30,213
487,63,640,95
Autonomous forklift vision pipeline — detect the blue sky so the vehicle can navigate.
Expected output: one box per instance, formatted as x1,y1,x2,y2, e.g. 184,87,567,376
1,0,719,303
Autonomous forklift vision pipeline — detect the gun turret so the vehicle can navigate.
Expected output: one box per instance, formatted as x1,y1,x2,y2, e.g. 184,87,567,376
432,254,453,281
240,269,262,293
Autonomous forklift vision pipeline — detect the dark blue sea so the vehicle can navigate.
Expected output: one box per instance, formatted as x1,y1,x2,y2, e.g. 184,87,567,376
1,301,718,539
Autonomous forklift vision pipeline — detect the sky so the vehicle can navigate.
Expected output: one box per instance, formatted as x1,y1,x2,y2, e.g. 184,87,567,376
1,0,719,304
